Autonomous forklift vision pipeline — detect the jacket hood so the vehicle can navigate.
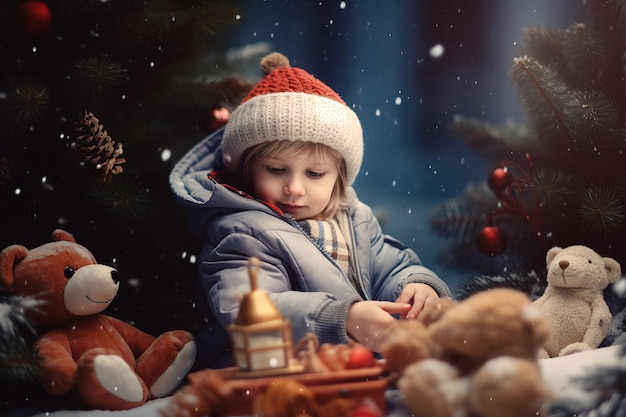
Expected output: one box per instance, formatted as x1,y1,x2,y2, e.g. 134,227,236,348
169,128,277,240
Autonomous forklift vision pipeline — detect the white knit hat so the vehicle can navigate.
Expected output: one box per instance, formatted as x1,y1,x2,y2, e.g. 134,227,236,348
222,52,364,185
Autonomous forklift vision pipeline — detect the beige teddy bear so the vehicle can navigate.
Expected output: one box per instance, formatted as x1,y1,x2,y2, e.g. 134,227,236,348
532,245,621,358
382,288,553,417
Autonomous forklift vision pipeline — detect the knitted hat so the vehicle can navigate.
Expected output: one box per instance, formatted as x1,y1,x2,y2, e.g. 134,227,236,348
222,52,364,185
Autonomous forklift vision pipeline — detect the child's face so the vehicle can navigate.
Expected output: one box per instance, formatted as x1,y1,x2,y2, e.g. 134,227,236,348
250,152,339,220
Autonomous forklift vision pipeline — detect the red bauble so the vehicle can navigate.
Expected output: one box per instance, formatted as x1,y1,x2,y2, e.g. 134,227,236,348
205,107,230,132
351,405,383,417
346,345,376,369
476,225,507,256
488,167,513,196
17,0,52,38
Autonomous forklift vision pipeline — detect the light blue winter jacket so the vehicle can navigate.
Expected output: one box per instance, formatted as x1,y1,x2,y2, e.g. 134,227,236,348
169,128,451,366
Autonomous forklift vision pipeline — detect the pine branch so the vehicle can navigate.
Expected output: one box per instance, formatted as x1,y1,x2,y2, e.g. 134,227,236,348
521,25,567,77
435,217,545,275
100,1,242,77
0,294,42,384
509,56,572,146
454,271,544,301
428,175,550,274
562,22,611,89
427,182,497,242
546,346,626,417
450,115,535,160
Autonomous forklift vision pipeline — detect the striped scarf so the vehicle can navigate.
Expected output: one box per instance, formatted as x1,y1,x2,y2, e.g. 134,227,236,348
299,218,350,275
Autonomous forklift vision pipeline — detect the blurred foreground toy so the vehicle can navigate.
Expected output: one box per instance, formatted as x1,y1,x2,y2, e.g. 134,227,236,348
0,229,196,410
381,288,553,417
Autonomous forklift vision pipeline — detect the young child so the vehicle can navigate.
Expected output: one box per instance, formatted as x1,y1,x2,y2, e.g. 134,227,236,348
170,52,451,368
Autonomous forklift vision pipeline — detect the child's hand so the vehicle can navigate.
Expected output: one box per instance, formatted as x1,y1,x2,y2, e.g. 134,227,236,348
346,300,411,353
395,283,439,320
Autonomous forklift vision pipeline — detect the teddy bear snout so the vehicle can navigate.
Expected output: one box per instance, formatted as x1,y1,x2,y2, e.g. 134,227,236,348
558,260,569,270
63,265,119,316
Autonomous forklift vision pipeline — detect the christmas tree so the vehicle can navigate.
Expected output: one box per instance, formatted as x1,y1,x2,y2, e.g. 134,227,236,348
0,0,257,403
428,5,626,410
428,0,626,298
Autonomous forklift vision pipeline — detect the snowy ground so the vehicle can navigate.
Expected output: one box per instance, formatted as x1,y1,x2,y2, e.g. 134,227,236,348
30,345,624,417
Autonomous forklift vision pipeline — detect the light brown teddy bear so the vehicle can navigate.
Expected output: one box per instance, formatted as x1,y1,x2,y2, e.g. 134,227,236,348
532,245,621,358
0,229,197,411
381,288,553,417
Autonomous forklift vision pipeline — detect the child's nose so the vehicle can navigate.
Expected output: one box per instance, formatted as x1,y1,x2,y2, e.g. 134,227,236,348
285,175,305,195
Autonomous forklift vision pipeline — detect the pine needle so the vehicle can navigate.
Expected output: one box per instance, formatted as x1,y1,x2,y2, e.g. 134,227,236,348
509,56,571,144
579,184,626,237
71,56,127,96
87,176,150,221
3,85,49,134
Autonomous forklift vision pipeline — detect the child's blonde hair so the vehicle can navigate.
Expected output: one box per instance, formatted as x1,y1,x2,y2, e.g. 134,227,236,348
240,140,348,219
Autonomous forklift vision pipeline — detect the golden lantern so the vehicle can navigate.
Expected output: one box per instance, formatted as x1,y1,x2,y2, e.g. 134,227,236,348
229,257,304,377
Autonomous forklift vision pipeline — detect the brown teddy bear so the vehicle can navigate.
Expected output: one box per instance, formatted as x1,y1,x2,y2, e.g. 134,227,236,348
381,288,553,417
532,245,621,358
0,229,197,411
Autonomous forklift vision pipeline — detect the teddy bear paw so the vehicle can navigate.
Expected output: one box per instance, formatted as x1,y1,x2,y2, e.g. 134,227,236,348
77,351,149,410
96,355,146,401
149,338,197,398
559,342,592,357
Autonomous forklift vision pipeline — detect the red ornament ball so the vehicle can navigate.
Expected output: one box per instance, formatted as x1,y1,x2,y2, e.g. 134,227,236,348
488,167,513,196
205,107,231,132
350,404,383,417
17,0,52,38
476,226,507,256
346,345,376,369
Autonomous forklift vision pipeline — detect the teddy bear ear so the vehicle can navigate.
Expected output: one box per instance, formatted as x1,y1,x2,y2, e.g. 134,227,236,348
546,246,563,265
602,257,621,283
0,244,29,291
51,229,76,243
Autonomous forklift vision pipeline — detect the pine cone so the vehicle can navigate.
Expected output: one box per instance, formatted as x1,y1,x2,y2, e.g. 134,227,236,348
73,111,126,182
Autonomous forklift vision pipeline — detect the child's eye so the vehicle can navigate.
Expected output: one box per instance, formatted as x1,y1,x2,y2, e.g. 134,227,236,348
307,170,324,178
267,166,286,174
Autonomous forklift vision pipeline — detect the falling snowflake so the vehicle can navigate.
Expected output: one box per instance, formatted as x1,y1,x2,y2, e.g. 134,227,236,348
429,43,445,58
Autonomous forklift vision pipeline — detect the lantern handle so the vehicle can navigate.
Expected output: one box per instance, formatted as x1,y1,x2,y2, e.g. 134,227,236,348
248,257,260,291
